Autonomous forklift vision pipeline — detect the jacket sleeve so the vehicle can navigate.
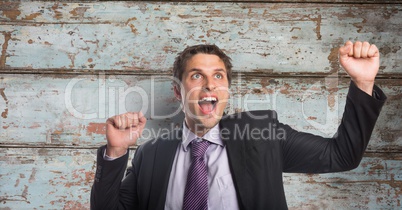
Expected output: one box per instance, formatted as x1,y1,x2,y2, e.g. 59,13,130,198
90,145,139,209
281,81,386,173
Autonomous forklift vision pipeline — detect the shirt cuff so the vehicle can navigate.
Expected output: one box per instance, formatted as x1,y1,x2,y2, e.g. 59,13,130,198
103,147,127,161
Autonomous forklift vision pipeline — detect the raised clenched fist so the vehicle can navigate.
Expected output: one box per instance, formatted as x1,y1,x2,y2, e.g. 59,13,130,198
339,41,380,96
105,112,147,158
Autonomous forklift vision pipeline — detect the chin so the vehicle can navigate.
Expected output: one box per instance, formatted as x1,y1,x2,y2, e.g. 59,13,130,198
190,114,218,130
201,113,223,127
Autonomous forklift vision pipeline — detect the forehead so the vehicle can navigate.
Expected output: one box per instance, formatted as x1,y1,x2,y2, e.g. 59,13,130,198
184,53,226,72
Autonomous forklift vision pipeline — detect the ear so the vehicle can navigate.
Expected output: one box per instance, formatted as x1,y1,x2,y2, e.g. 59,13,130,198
174,84,181,100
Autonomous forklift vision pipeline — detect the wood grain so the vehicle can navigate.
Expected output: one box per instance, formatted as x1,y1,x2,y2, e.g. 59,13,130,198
0,74,400,151
0,2,401,76
0,148,400,209
0,1,401,209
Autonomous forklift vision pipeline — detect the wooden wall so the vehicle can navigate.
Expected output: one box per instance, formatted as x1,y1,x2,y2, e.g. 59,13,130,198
1,1,401,209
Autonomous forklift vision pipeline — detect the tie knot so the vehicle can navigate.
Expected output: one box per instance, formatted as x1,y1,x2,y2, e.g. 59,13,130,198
191,140,210,157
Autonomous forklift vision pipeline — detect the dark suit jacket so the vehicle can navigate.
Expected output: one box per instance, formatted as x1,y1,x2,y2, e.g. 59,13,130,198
91,82,386,210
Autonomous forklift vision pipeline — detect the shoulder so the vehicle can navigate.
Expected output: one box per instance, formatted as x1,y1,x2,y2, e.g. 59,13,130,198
219,110,284,142
220,110,278,125
131,128,182,168
135,128,182,155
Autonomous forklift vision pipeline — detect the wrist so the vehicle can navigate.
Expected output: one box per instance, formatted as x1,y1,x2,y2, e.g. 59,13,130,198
353,80,374,96
106,145,128,158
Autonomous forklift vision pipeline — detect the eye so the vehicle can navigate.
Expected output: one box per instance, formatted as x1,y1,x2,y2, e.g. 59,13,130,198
215,74,223,79
191,73,202,80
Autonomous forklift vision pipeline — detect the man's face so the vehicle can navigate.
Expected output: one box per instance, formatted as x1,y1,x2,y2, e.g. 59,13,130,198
174,53,230,136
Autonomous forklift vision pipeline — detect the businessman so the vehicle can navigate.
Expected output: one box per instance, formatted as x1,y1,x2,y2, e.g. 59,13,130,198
91,41,386,209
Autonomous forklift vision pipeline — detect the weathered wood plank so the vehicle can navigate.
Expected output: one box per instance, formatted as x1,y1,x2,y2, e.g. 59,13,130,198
1,74,401,152
123,0,402,3
0,148,103,209
0,74,183,147
0,148,400,209
0,2,401,75
284,153,402,209
0,1,400,209
2,1,402,4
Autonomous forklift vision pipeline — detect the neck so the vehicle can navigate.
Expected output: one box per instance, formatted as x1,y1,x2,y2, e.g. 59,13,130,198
185,120,213,137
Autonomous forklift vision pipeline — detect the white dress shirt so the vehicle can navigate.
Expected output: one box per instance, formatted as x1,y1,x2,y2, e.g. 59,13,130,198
164,123,240,210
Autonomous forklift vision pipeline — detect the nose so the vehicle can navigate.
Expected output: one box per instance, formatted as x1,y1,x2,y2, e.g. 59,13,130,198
203,76,216,91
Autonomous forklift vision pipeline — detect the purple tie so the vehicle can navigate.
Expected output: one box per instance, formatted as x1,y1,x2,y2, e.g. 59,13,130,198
183,139,210,210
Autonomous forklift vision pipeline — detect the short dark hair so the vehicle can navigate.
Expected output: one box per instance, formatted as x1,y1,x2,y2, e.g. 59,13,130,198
173,44,233,87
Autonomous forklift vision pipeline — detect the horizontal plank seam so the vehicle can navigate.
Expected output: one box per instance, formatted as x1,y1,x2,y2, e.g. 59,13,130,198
0,145,401,154
1,70,401,79
110,0,402,3
0,144,138,150
3,1,399,5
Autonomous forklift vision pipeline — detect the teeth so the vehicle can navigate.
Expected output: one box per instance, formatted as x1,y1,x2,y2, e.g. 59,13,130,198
200,97,217,102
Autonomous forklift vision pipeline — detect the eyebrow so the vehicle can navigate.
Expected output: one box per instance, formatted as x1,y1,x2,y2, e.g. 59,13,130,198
188,68,226,73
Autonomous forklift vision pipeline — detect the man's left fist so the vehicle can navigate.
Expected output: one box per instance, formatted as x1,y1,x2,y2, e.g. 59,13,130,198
338,41,380,96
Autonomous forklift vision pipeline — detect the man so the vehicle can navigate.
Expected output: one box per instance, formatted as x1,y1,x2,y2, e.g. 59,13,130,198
91,41,386,209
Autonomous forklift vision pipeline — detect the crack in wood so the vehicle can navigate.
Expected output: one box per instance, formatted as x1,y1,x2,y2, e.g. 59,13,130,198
0,31,12,68
0,87,8,118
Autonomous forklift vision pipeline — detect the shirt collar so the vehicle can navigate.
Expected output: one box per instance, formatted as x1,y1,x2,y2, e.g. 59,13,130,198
182,122,223,152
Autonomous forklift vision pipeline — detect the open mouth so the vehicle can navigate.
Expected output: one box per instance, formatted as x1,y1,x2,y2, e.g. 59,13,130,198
198,96,218,114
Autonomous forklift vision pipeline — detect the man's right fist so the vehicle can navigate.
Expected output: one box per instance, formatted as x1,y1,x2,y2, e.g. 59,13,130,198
105,112,147,158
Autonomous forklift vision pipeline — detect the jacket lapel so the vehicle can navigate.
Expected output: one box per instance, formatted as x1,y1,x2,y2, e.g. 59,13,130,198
148,129,182,210
146,122,250,210
220,119,248,210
